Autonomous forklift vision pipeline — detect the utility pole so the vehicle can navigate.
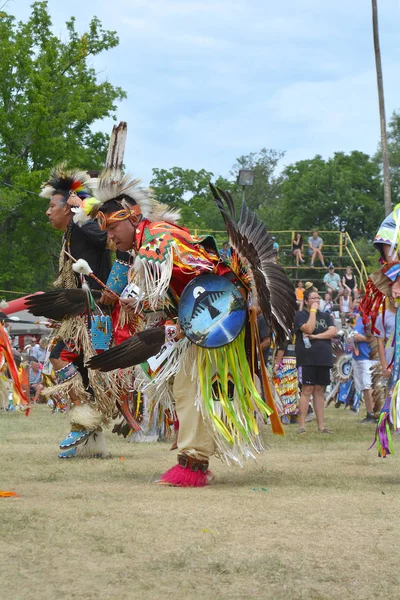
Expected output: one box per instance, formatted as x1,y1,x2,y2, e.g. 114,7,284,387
372,0,392,216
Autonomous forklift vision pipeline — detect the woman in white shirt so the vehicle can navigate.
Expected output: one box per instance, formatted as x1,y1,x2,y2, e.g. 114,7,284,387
340,291,353,326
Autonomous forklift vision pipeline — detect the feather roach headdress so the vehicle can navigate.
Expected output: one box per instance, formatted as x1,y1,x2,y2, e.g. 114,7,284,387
40,163,94,201
40,163,98,225
93,168,180,225
91,121,180,224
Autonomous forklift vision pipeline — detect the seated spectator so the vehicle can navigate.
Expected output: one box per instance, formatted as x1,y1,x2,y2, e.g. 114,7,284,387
30,336,48,366
295,281,304,310
292,232,304,266
320,292,333,313
342,266,357,297
219,241,232,262
323,265,342,300
340,290,353,326
29,359,43,404
308,230,325,268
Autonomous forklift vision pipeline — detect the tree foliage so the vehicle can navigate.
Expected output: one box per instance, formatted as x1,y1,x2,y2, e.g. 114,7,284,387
0,2,125,296
385,111,400,206
279,151,384,240
150,166,235,235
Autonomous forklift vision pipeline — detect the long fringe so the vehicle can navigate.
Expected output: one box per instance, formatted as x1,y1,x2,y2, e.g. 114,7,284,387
194,330,273,466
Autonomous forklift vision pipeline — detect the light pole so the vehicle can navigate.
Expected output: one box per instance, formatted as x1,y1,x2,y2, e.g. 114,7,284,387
237,169,255,204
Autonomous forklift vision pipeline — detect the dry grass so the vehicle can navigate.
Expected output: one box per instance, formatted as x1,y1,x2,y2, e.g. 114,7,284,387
1,405,400,600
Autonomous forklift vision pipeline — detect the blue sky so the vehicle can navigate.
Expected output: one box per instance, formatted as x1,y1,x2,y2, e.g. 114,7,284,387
7,0,400,184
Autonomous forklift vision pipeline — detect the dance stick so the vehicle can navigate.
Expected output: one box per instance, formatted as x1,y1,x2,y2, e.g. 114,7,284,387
63,251,120,301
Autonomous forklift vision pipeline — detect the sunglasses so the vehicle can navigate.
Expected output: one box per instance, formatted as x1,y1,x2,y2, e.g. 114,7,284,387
97,205,141,231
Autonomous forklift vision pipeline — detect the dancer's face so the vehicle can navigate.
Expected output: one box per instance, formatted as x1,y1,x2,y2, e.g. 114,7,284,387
106,218,137,251
46,194,72,231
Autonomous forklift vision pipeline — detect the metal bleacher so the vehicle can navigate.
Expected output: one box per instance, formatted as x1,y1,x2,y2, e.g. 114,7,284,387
193,229,368,292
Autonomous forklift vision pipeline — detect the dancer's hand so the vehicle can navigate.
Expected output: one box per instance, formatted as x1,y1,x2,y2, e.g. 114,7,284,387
99,291,117,306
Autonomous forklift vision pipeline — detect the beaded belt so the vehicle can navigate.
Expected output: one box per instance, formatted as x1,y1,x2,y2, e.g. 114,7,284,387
55,363,78,384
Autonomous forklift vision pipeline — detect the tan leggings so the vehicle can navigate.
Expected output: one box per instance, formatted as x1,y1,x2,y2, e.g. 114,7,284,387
173,353,215,461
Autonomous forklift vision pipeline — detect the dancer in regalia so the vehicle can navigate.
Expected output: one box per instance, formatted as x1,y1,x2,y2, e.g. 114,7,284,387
361,203,400,455
27,166,115,458
85,167,296,486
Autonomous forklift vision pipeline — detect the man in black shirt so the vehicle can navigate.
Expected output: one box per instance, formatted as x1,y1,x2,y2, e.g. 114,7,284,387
40,166,112,458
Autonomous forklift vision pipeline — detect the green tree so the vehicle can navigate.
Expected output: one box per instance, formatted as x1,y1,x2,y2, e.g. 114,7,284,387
150,166,235,238
382,111,400,206
0,1,126,297
280,151,384,240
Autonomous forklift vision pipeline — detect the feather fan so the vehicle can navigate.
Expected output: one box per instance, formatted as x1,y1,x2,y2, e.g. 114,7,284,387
209,183,296,345
25,290,102,321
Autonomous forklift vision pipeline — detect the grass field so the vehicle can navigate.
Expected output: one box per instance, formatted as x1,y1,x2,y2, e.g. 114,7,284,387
1,405,400,600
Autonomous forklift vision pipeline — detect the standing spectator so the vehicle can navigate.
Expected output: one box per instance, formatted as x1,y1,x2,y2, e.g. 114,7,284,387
308,230,325,268
219,241,232,262
340,290,353,326
342,266,357,298
295,281,304,310
292,232,304,266
294,288,337,433
323,265,342,300
320,292,333,313
29,359,44,404
351,314,377,423
30,336,48,366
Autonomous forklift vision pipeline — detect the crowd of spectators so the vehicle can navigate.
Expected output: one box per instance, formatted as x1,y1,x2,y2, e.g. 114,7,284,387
0,330,50,408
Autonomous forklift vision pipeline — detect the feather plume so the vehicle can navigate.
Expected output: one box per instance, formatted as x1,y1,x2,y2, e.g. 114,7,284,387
72,259,93,276
40,163,95,200
87,328,165,372
91,168,180,225
209,183,296,345
106,121,127,170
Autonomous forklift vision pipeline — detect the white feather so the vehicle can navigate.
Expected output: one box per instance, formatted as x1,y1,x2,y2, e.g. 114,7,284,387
72,259,93,276
71,207,91,226
0,300,8,309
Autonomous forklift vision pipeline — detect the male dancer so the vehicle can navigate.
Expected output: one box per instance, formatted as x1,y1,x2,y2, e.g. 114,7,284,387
86,167,296,485
37,166,113,458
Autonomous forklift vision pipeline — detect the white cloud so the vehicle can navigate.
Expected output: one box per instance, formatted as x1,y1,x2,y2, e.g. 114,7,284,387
4,0,400,185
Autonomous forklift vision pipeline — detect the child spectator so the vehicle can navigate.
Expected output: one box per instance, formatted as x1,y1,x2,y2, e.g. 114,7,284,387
295,281,304,309
320,292,333,313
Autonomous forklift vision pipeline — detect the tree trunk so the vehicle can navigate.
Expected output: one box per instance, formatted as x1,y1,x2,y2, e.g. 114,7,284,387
372,0,392,215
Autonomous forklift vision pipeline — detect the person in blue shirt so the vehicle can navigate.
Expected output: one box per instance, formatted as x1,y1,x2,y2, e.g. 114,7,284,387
219,241,232,262
28,359,43,404
351,314,377,423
